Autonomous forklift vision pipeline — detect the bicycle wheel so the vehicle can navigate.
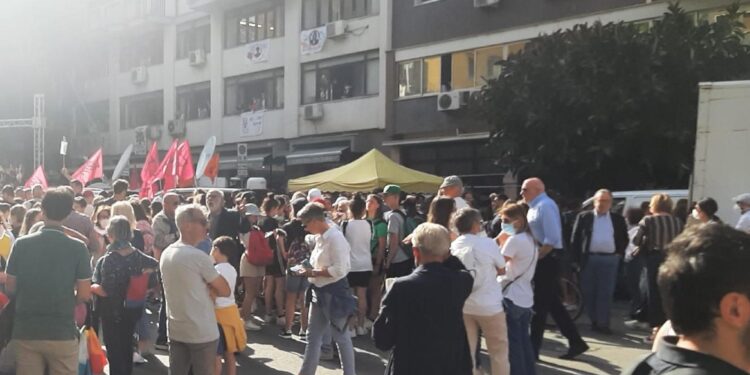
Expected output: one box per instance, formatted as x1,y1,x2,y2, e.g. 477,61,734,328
546,277,585,326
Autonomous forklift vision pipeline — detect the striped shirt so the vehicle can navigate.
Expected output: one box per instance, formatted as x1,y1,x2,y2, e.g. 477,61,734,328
632,214,684,253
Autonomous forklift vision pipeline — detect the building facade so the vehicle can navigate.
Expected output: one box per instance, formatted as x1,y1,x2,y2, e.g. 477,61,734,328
65,0,749,191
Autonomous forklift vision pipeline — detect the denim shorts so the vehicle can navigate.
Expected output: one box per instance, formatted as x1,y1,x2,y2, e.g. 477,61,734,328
286,274,310,293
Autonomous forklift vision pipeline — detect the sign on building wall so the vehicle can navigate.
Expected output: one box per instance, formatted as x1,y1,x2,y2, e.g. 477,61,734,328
240,110,264,137
300,26,327,55
246,39,270,63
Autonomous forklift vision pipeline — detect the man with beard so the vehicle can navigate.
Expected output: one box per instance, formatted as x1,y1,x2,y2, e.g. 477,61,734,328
623,224,750,374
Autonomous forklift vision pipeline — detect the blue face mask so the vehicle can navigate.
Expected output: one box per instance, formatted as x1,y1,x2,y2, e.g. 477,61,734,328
501,222,516,235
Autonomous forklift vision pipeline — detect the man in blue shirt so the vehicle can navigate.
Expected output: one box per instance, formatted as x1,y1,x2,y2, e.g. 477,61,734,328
522,178,588,360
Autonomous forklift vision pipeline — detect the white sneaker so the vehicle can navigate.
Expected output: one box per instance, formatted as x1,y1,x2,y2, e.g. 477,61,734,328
356,326,368,336
133,352,146,364
624,320,650,331
348,327,357,338
363,318,374,330
244,319,262,331
276,316,286,327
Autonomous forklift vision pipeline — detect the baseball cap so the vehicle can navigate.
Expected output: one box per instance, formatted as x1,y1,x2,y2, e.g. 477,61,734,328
244,203,261,216
440,175,463,189
733,193,750,205
383,185,401,195
307,188,322,201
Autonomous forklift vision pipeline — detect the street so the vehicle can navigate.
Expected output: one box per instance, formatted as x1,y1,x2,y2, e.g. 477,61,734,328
132,303,650,375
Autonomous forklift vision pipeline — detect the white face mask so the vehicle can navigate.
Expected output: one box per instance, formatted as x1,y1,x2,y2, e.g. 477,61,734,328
99,218,110,229
691,209,701,220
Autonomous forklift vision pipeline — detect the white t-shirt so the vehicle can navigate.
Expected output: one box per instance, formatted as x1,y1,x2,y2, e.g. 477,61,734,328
309,227,351,287
214,262,237,308
454,197,470,210
452,234,506,316
736,211,750,234
500,232,538,309
344,220,373,272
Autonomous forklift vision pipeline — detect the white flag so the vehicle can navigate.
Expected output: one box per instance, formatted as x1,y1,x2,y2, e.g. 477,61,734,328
300,26,327,55
246,39,270,63
240,110,264,137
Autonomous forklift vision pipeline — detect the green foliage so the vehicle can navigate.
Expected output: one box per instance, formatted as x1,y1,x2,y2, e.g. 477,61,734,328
479,3,750,196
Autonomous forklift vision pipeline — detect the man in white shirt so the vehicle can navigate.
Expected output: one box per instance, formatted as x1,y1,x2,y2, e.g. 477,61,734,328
160,205,231,375
440,175,470,210
733,193,750,234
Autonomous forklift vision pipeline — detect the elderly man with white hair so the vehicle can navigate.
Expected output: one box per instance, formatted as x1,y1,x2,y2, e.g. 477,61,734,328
160,205,231,375
373,223,474,375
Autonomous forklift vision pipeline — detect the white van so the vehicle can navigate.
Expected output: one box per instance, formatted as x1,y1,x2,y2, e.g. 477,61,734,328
581,189,689,215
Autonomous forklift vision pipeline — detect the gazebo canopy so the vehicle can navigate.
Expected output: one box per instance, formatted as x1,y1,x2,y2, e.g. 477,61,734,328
287,149,443,193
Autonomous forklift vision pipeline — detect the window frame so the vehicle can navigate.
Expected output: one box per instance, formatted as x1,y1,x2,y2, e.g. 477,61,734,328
224,68,285,115
119,32,164,72
75,100,110,134
300,50,379,104
176,82,211,121
225,3,285,49
119,91,164,130
301,0,377,30
413,0,442,7
176,17,211,60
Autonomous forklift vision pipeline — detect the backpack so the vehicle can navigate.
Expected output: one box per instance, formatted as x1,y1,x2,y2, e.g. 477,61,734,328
245,226,274,266
391,210,420,258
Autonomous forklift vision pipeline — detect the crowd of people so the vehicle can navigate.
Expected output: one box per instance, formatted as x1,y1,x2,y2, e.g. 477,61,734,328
0,173,749,375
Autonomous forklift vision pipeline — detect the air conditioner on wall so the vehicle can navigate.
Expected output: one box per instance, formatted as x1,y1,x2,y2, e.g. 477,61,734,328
167,118,186,137
189,49,206,66
131,66,147,84
326,20,348,39
237,143,248,161
437,91,470,111
304,103,324,120
474,0,500,7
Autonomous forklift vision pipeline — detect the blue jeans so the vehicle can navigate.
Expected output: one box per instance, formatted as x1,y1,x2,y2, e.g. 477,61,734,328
504,299,535,375
581,254,620,327
299,300,356,375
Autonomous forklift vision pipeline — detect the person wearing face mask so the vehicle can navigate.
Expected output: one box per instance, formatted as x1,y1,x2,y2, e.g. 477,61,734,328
733,194,750,234
692,198,722,225
498,203,538,375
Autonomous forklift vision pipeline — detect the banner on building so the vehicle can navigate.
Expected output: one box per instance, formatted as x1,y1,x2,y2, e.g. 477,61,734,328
240,110,264,137
247,39,270,63
300,26,327,55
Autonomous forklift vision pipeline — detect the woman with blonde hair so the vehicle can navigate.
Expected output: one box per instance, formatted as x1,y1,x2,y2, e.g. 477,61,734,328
111,201,145,252
632,193,684,341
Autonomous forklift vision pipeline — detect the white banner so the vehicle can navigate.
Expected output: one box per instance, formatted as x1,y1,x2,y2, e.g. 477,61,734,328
240,110,264,137
246,39,270,63
300,26,327,55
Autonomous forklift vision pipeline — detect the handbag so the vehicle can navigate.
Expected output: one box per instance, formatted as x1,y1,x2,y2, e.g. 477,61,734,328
124,254,150,309
85,327,107,374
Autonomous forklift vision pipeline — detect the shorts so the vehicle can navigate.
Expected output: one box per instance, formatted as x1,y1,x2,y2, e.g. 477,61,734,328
286,274,310,293
265,252,285,278
240,253,265,278
347,271,372,288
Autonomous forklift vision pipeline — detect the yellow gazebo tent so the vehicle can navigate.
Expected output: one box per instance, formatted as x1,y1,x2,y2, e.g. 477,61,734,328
287,149,443,193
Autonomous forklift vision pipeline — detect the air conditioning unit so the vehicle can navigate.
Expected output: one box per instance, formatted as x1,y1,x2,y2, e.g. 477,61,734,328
147,125,162,140
474,0,500,7
237,143,248,161
167,118,186,137
303,103,324,120
189,49,206,66
131,66,147,84
437,91,470,111
326,20,348,39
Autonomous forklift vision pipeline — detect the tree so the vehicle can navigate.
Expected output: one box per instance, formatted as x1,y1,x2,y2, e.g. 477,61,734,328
479,3,750,197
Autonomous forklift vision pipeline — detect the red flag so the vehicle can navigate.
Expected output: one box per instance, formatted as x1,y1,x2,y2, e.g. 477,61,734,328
25,166,48,190
204,154,220,183
139,142,160,198
176,141,195,188
70,148,103,186
152,140,179,193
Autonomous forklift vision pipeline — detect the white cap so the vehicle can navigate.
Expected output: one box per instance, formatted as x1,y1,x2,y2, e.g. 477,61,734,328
334,196,349,206
733,193,750,205
307,188,322,201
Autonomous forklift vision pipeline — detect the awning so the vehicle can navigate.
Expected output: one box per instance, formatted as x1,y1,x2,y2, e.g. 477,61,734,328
381,132,490,147
286,146,348,166
219,153,270,170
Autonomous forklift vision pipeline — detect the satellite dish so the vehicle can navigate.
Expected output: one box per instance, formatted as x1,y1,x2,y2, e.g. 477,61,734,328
112,144,134,181
196,136,217,180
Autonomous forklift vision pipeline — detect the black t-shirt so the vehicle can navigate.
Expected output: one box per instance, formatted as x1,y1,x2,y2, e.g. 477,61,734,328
623,336,748,375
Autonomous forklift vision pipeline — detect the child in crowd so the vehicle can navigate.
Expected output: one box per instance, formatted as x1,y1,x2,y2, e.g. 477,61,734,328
211,236,247,375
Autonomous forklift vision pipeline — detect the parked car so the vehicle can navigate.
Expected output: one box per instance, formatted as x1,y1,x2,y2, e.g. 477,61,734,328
581,189,689,215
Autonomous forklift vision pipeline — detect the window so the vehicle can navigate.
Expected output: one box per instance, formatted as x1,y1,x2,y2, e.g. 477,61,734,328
75,101,109,134
225,3,284,49
120,32,163,72
302,51,379,104
176,18,210,59
120,91,164,130
301,0,378,30
176,82,211,121
225,69,284,115
396,42,527,97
